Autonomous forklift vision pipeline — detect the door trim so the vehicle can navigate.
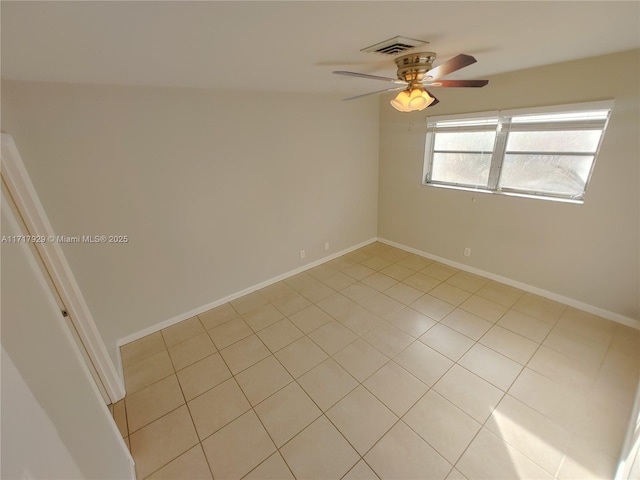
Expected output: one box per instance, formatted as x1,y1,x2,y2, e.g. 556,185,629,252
1,134,126,402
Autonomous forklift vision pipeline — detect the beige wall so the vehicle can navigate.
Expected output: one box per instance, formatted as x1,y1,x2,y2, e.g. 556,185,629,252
378,50,639,320
1,82,380,363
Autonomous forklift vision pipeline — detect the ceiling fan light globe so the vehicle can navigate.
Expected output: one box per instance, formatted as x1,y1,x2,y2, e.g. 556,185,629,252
390,90,411,112
391,88,435,112
408,89,435,111
390,102,412,113
408,96,427,110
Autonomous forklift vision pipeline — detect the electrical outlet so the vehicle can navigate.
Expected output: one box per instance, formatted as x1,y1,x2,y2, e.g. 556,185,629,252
464,247,471,257
324,241,330,251
299,250,306,259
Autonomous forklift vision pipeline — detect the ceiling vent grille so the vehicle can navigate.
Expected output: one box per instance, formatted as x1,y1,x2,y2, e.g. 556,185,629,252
361,36,428,55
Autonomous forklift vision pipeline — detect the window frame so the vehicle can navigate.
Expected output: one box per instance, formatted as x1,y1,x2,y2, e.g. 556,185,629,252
422,100,614,203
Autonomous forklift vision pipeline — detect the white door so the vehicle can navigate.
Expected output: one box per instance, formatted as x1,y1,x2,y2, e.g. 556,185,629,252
1,133,125,403
2,177,112,403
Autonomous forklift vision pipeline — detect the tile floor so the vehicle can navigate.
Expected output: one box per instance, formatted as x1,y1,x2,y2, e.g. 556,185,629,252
113,242,640,480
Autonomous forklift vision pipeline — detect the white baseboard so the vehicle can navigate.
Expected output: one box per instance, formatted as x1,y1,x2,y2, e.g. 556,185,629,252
116,237,378,351
377,237,640,330
117,234,638,381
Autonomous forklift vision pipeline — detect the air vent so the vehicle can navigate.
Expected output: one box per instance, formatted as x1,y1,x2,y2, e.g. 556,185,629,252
361,36,428,56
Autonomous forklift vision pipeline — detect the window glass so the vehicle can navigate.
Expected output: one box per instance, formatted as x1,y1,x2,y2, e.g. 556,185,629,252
505,130,602,153
431,153,492,187
500,154,594,196
434,131,496,152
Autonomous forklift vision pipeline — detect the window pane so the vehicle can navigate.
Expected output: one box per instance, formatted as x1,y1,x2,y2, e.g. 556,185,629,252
499,154,594,196
506,130,602,153
434,131,496,152
431,152,491,187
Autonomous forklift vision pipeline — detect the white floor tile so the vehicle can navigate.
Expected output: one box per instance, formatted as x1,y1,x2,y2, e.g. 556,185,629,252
457,428,552,480
327,386,398,455
404,390,481,464
433,365,503,423
121,245,639,480
365,421,451,480
280,416,359,480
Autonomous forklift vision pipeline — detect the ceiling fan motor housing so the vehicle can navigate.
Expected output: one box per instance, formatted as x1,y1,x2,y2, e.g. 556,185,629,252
394,52,437,84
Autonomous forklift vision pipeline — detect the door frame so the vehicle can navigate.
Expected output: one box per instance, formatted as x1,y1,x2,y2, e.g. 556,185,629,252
1,133,126,402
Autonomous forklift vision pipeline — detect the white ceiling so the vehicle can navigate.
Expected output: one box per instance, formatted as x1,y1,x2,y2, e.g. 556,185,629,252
2,1,639,96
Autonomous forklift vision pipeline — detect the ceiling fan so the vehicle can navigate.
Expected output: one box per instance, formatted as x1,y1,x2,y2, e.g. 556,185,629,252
333,52,488,112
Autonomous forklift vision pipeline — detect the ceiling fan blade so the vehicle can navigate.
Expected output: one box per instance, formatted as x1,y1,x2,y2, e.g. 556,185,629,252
333,70,406,84
425,79,488,88
342,87,405,101
425,54,477,81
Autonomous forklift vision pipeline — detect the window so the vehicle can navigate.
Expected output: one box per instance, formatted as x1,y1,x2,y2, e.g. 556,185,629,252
423,101,613,202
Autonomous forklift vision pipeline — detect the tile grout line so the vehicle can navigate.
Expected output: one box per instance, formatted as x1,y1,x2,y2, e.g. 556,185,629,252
230,261,413,478
169,320,215,480
236,253,475,476
120,243,636,480
467,303,566,479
